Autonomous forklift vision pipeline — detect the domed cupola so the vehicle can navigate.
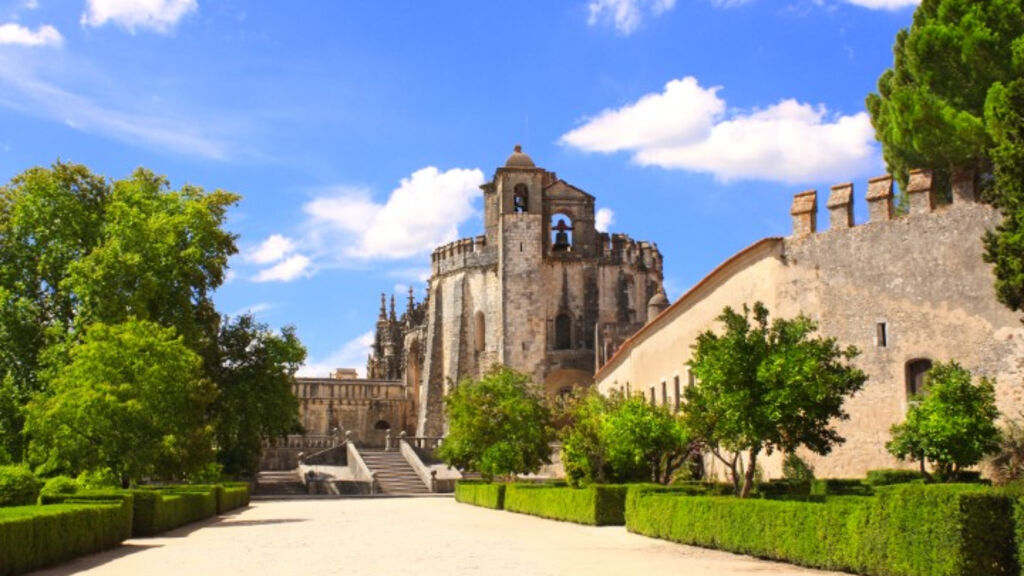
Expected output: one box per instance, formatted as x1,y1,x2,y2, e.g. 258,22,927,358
504,144,535,168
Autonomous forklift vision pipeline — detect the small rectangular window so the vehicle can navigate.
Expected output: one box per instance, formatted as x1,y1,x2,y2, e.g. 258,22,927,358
650,386,656,406
661,380,667,406
876,322,887,347
674,376,681,412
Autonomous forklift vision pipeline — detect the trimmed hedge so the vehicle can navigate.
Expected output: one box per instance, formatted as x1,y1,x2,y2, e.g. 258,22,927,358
626,483,1015,576
866,469,927,486
42,483,247,537
0,500,132,575
454,481,505,509
503,484,629,526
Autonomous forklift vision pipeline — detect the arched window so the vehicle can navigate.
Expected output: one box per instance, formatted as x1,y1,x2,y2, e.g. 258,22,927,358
550,213,574,252
513,184,528,213
554,313,571,350
906,359,933,398
474,311,485,352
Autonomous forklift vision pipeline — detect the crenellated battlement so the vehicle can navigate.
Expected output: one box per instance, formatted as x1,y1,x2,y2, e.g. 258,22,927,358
430,234,493,275
788,168,978,237
596,232,663,271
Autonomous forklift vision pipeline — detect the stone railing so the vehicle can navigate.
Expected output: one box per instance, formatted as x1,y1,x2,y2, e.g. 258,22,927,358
399,437,459,493
405,435,444,452
346,442,379,495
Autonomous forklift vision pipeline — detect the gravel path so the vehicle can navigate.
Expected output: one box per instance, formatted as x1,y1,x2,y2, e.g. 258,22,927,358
33,497,847,576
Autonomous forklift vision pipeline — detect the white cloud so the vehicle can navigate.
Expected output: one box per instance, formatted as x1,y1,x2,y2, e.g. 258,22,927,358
587,0,676,35
247,234,296,265
561,76,878,184
305,166,485,261
298,331,374,379
23,1,40,10
595,208,615,232
81,0,197,33
0,23,62,46
252,254,312,283
844,0,918,9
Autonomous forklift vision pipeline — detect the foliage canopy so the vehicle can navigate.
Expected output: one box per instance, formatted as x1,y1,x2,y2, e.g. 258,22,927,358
25,320,216,487
438,365,554,481
684,302,867,497
887,360,1001,478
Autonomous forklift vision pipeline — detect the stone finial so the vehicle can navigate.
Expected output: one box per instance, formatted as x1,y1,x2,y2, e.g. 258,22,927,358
952,167,976,204
790,190,817,236
827,183,854,230
866,175,894,223
906,169,934,215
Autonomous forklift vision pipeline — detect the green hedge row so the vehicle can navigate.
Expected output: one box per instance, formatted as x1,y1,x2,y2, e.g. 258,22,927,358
454,481,506,509
41,483,249,537
0,500,132,576
503,484,629,526
626,484,1015,576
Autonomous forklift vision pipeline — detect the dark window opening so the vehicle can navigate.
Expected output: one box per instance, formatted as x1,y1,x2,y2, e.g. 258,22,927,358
906,359,933,398
374,420,391,430
513,184,529,213
554,314,572,350
674,376,681,412
661,380,667,406
551,214,574,253
876,322,888,347
650,386,656,406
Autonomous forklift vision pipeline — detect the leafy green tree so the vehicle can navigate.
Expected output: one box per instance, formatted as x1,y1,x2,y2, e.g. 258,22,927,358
887,360,1001,479
0,162,238,461
561,390,695,486
866,0,1024,194
982,78,1024,310
0,163,110,459
602,395,692,484
437,365,554,481
209,314,305,477
560,389,611,486
684,303,867,498
25,320,216,488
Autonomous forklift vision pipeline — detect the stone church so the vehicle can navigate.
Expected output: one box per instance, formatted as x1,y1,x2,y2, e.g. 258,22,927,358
365,146,666,437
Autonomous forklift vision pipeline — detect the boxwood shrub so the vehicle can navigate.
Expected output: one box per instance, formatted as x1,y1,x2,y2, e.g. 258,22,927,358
503,484,629,526
626,483,1016,576
0,501,131,576
43,485,220,537
454,481,505,509
866,469,927,486
0,466,41,507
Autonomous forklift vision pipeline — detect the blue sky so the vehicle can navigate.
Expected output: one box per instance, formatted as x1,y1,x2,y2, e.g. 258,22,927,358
0,0,918,376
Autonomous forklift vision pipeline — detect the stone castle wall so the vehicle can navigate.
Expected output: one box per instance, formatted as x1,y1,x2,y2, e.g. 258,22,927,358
596,173,1024,478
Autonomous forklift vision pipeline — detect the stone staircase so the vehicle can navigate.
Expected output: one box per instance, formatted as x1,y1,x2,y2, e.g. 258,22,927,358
254,470,307,496
359,450,430,495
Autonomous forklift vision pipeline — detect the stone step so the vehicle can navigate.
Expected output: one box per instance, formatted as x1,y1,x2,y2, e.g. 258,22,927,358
358,450,429,495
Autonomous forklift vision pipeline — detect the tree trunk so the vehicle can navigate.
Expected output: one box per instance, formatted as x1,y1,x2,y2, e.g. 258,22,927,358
740,449,759,499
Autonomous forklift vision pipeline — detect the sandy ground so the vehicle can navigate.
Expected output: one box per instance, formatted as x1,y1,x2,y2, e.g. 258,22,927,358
32,497,848,576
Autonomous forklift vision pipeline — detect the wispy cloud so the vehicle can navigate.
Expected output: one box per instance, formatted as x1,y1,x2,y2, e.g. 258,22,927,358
246,234,297,265
298,331,374,378
843,0,918,9
0,52,248,160
0,23,62,46
81,0,198,34
587,0,676,35
228,302,273,317
561,76,879,184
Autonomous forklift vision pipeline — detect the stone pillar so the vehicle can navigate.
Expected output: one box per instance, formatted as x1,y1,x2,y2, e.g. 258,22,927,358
827,182,854,230
790,190,817,236
907,169,934,215
866,175,894,223
952,167,976,204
